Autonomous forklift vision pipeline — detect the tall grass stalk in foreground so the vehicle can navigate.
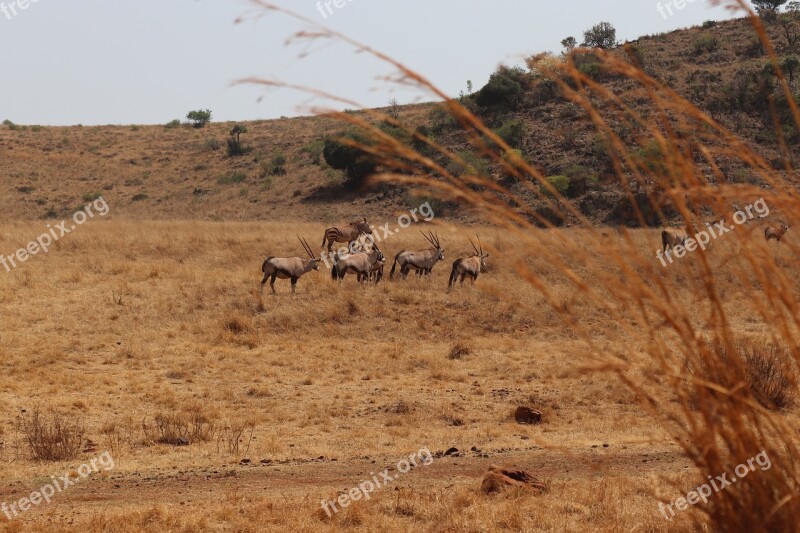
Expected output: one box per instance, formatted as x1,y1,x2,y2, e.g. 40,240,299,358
243,1,800,529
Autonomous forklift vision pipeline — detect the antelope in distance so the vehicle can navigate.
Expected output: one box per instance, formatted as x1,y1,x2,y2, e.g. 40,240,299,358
389,231,445,280
322,217,373,253
448,237,489,289
368,255,386,284
331,243,385,283
661,228,688,253
260,237,321,294
765,224,790,243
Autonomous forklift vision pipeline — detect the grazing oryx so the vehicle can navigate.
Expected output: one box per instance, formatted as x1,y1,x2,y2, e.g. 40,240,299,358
765,224,790,243
389,231,445,280
368,256,386,284
332,244,385,283
661,228,688,253
448,237,489,289
322,218,373,253
261,237,320,294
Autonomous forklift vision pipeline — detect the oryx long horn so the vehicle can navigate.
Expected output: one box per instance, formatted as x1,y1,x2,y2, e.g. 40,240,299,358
421,230,435,247
298,235,309,257
299,236,314,259
476,235,483,255
429,230,440,249
468,237,479,255
304,237,317,259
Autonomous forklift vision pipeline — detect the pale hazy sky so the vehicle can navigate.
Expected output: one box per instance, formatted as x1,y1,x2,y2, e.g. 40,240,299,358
0,0,741,126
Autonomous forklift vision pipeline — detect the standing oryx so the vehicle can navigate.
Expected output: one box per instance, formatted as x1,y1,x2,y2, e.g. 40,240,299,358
765,224,790,243
331,244,385,283
261,236,321,294
448,237,489,288
389,231,445,280
322,218,373,253
661,228,688,253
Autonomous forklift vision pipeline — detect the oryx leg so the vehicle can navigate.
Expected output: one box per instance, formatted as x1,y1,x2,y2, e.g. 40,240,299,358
460,273,466,286
291,277,298,294
260,272,269,292
270,273,278,295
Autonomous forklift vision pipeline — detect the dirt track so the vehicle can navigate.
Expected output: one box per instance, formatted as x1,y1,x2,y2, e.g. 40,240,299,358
0,442,688,523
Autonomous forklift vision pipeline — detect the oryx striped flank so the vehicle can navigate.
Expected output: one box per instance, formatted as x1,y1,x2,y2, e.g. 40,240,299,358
321,218,372,253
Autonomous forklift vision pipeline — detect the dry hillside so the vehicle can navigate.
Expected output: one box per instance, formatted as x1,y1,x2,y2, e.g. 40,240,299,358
2,17,799,224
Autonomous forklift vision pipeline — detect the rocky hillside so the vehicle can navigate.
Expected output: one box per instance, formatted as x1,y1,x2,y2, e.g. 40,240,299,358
1,16,796,224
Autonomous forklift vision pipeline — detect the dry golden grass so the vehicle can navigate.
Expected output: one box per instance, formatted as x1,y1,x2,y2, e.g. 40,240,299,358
235,1,800,530
0,219,797,531
2,1,799,531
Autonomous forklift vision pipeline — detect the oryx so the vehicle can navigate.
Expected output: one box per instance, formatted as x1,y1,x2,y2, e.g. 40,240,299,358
765,224,790,243
322,218,373,253
661,228,688,253
331,244,385,283
260,236,321,294
389,231,445,280
448,236,489,288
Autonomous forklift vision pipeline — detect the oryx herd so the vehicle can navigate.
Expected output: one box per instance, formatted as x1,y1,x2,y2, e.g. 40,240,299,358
260,218,489,294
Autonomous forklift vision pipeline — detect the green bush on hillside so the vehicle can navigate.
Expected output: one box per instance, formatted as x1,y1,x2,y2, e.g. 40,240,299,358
323,131,378,187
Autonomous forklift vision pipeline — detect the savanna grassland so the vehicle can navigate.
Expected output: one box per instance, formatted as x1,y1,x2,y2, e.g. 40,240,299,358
3,3,800,531
0,217,797,532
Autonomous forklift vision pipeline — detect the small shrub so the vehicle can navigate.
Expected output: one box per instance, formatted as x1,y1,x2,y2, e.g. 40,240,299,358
562,165,599,197
217,172,247,185
447,150,490,177
429,106,457,133
702,20,717,29
745,344,797,410
541,175,570,198
448,342,472,360
82,192,103,202
744,37,766,58
204,138,221,152
301,139,325,165
164,119,181,129
695,339,797,411
493,119,525,148
131,193,148,202
17,409,85,461
226,138,252,157
694,35,718,55
267,152,287,175
143,410,215,446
